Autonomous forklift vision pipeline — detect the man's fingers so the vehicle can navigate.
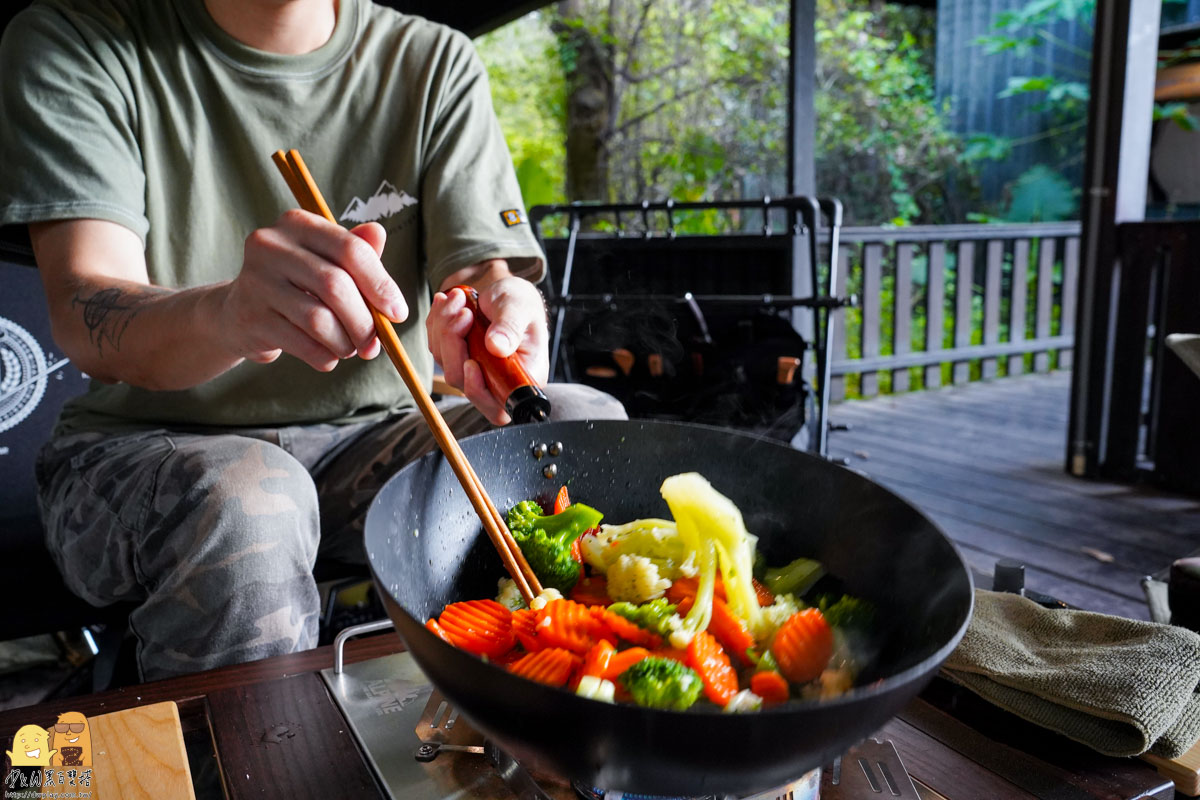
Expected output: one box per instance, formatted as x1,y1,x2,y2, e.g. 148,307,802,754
275,290,357,359
265,312,341,372
437,307,474,388
350,222,386,256
282,211,407,322
463,360,510,425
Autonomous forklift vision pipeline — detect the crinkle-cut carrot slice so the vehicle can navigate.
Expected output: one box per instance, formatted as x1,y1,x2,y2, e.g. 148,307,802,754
752,578,775,607
686,630,738,707
666,576,726,604
535,599,614,653
593,607,663,648
553,485,571,514
570,575,612,606
750,669,790,705
438,599,515,659
508,647,581,687
706,596,755,665
773,608,833,684
651,647,689,663
511,608,542,651
426,618,453,644
603,646,652,681
580,639,616,678
668,576,773,607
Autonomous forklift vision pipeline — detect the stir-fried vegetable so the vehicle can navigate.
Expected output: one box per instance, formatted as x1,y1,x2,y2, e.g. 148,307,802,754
429,473,876,713
763,556,825,597
581,518,696,580
606,554,672,603
506,500,604,593
607,598,680,638
660,473,764,647
618,656,704,710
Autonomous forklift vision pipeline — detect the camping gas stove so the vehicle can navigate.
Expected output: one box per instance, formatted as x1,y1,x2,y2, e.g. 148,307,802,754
319,622,920,800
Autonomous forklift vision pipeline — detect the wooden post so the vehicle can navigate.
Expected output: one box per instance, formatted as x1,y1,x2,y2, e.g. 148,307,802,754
829,246,850,402
982,239,1003,379
893,243,914,393
1067,0,1161,477
925,242,946,390
953,241,975,385
1008,239,1031,376
1035,238,1056,373
1060,236,1080,370
861,243,883,397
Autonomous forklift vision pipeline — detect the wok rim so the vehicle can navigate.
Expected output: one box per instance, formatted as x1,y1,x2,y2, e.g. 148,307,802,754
366,417,975,715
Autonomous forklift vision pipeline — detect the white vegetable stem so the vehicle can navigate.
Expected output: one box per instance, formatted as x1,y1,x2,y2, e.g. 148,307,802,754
660,473,765,638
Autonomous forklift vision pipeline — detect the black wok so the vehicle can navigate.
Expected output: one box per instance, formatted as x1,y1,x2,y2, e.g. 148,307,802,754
365,420,972,796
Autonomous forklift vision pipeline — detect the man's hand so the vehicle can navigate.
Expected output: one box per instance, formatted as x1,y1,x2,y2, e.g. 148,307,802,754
427,260,548,425
220,210,408,372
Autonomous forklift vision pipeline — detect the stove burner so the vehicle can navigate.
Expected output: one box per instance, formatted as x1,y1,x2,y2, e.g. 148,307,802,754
572,783,719,800
320,627,912,800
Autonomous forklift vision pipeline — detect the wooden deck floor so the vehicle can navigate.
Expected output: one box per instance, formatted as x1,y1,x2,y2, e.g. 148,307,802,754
825,372,1200,619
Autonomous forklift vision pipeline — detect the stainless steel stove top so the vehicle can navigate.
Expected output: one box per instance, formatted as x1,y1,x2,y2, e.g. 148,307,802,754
319,624,912,800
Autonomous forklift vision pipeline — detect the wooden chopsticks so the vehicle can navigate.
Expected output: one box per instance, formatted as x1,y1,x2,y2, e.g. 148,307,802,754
271,149,544,603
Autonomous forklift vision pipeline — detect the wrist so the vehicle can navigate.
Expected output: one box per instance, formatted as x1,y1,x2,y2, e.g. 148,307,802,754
207,279,250,362
439,259,514,293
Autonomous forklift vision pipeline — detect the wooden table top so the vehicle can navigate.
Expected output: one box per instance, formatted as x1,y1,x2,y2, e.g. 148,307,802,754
0,633,1179,800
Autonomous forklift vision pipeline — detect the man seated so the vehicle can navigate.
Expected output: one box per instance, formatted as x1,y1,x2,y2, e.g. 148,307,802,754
0,0,624,680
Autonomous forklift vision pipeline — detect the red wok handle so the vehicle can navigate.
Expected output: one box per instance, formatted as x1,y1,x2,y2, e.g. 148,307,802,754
453,285,551,424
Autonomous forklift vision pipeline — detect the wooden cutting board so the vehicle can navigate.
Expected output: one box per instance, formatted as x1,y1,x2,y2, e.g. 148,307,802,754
1143,740,1200,796
87,701,194,799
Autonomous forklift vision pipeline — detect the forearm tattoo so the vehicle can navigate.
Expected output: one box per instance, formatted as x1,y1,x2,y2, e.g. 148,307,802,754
71,286,168,355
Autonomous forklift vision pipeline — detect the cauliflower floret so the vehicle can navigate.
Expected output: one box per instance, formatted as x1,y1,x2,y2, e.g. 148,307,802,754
819,667,854,699
800,666,855,701
668,625,694,650
758,593,804,644
495,577,527,612
576,675,616,703
723,689,764,713
582,520,695,580
529,587,564,611
606,554,672,604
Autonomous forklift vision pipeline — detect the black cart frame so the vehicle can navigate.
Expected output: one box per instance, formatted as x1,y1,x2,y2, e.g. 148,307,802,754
528,196,848,457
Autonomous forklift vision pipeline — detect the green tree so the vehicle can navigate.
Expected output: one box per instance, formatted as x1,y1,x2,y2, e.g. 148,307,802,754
478,0,976,225
814,0,977,224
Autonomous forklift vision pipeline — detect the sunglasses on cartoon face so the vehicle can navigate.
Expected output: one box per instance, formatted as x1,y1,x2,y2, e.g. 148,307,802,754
54,723,85,733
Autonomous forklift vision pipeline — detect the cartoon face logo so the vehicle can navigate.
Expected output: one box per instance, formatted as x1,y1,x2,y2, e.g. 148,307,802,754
6,724,56,766
50,712,91,767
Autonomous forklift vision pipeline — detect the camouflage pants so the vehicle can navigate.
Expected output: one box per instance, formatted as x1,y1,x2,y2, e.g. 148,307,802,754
35,384,626,680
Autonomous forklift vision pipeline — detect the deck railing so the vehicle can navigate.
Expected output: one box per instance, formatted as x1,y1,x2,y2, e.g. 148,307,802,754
829,221,1081,400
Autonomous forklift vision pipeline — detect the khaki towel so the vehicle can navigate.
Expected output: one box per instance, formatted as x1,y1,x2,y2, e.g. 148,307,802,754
942,589,1200,758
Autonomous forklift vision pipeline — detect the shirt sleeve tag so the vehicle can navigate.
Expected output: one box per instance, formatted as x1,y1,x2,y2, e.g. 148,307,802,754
500,209,528,227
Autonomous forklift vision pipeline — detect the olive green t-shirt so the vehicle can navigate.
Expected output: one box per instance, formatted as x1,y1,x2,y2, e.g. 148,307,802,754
0,0,545,433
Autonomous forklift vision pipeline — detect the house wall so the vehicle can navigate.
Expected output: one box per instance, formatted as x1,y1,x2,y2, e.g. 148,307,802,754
935,0,1092,207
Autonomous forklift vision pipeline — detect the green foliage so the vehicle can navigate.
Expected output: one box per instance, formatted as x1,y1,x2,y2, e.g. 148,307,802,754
478,0,977,226
1005,165,1077,221
814,0,978,224
476,13,568,207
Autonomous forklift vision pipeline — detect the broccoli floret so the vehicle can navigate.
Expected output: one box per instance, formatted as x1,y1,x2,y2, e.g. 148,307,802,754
763,557,825,597
506,500,603,593
816,594,875,633
607,598,680,637
618,656,703,710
